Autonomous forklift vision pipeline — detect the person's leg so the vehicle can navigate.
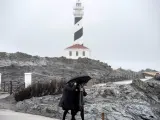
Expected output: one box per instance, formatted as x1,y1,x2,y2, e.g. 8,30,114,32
80,107,84,120
71,110,77,120
62,110,68,120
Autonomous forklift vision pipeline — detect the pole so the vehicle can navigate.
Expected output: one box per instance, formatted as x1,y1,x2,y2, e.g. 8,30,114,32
102,112,104,120
4,81,5,92
8,82,9,92
10,81,12,95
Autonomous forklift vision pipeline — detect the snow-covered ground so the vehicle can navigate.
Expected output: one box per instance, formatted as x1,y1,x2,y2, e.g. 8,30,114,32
0,109,59,120
113,77,153,85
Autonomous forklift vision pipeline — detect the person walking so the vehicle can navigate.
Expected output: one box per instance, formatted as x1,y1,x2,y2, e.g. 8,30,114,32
59,82,87,120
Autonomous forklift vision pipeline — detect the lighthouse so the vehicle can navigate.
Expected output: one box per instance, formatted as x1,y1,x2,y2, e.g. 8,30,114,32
64,0,91,59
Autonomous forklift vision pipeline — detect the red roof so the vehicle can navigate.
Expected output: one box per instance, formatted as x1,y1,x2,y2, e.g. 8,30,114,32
65,44,89,49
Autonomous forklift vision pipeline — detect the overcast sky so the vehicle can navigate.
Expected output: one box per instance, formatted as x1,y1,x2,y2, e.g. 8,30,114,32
0,0,160,71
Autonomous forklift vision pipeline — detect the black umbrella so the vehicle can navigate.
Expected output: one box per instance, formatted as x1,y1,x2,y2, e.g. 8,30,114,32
67,75,91,85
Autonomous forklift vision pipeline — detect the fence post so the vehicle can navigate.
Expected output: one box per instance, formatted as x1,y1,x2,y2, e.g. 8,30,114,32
102,112,104,120
8,82,9,92
10,81,12,95
4,81,5,92
23,82,25,90
0,73,1,90
17,81,20,92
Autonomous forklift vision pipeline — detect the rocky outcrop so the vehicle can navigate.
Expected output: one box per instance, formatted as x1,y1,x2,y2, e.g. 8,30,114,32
13,79,160,120
132,79,160,103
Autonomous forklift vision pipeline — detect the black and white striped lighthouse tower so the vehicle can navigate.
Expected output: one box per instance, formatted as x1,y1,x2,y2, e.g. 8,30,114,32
73,0,84,44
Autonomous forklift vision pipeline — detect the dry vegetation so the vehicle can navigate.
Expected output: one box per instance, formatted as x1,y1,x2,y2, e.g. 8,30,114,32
14,80,66,102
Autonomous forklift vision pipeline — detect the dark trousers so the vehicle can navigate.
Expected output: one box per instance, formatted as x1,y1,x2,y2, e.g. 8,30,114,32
62,107,84,120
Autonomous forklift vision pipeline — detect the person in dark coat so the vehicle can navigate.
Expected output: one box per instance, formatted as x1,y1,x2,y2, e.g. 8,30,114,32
59,82,87,120
75,84,87,120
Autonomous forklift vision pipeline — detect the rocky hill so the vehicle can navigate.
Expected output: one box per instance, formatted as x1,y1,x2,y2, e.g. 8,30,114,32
0,52,154,84
0,52,160,120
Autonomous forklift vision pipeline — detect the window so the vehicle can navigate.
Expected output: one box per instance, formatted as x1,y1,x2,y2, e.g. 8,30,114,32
76,3,81,7
69,51,72,56
83,51,85,56
76,51,78,56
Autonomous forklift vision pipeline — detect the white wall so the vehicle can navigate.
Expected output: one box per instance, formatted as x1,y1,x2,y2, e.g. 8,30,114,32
24,73,32,88
64,49,91,59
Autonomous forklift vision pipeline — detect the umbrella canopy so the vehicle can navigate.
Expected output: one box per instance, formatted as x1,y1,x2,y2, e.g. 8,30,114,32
67,75,92,85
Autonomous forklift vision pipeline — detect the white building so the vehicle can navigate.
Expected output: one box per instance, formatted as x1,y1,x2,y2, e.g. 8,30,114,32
64,0,91,59
65,44,91,59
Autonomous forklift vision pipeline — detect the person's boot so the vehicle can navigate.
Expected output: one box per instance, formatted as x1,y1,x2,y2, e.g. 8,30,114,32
71,110,76,120
80,107,84,120
71,117,76,120
62,110,68,120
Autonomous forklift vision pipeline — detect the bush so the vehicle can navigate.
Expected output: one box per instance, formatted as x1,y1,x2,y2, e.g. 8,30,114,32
14,80,66,102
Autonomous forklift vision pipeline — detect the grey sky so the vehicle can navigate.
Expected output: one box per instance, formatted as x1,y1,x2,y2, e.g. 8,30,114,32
0,0,160,71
